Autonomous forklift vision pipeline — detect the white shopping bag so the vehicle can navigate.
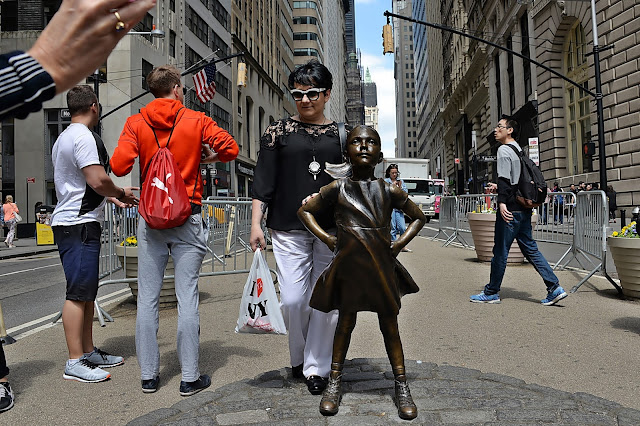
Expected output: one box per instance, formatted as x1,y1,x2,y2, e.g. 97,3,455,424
235,249,287,334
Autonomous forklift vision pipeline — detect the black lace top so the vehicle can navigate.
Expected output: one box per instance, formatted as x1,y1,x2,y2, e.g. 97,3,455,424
252,117,343,231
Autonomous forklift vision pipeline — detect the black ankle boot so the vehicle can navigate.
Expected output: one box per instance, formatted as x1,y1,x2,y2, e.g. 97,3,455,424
319,364,342,416
394,374,417,420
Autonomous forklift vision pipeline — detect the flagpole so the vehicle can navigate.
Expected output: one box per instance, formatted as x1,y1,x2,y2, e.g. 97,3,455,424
102,52,246,120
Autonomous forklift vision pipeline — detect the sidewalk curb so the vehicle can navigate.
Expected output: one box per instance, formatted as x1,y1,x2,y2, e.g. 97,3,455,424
0,246,58,260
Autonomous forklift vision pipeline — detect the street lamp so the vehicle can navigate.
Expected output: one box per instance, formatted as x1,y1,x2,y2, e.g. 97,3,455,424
128,28,165,38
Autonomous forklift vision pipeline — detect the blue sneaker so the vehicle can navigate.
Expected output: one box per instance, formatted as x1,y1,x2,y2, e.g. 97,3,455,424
541,286,567,306
470,292,501,304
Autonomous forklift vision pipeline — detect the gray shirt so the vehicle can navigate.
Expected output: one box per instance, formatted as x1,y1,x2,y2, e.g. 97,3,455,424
497,141,521,185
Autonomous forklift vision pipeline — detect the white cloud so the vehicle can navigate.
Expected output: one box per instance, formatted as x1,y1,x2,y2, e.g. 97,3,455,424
359,52,396,158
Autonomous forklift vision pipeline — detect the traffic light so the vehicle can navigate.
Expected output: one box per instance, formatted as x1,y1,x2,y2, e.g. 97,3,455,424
213,178,220,186
237,62,247,87
583,142,595,156
382,24,394,55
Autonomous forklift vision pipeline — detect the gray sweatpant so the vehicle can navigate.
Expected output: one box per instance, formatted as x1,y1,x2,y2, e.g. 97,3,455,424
135,214,207,382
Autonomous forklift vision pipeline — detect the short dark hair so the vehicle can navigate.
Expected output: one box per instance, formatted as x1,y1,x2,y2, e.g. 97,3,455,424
501,114,520,140
385,164,399,178
67,85,97,116
288,60,333,90
147,65,181,98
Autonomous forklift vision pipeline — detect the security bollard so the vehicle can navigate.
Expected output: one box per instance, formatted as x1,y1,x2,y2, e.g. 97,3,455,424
0,302,16,345
620,209,626,228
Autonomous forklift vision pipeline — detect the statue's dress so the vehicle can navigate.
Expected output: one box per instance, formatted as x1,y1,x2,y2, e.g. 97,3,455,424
309,178,419,315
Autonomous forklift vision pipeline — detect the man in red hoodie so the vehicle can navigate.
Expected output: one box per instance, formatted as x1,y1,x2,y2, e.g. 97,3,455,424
111,65,238,396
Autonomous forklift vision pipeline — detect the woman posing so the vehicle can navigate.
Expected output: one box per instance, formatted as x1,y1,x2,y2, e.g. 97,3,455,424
250,61,343,395
2,196,19,248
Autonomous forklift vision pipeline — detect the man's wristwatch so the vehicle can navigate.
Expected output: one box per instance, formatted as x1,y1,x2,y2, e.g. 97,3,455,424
117,187,126,200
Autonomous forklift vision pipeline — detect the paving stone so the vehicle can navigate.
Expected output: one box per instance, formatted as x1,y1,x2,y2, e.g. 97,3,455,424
216,409,269,425
127,408,181,426
160,416,216,426
496,408,559,422
127,358,633,425
439,409,496,423
559,409,617,425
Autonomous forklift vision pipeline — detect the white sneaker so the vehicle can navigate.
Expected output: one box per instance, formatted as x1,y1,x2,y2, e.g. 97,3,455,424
63,359,111,383
83,347,124,367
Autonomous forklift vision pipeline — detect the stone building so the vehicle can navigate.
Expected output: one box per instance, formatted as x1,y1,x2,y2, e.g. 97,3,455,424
392,0,418,158
417,0,639,208
363,69,379,130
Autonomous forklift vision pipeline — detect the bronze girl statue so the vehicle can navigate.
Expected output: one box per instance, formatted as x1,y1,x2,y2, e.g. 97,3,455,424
297,125,426,420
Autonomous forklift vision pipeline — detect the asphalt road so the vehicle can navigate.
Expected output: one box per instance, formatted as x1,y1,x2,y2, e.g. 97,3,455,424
0,253,129,336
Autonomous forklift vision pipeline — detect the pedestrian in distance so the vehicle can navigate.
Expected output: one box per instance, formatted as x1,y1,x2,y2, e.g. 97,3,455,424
384,164,411,252
298,125,426,420
553,182,564,225
2,196,19,248
606,185,617,222
470,116,568,306
250,60,343,396
51,85,139,383
111,65,238,396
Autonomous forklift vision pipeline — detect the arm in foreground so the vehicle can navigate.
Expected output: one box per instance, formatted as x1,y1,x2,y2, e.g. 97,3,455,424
297,192,336,252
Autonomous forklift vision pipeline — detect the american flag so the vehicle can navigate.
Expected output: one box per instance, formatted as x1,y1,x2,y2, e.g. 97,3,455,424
193,62,217,103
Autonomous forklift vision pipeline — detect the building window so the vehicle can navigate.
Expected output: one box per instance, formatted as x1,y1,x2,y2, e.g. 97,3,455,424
185,45,203,69
564,21,592,174
186,91,209,114
0,1,18,31
506,36,515,112
293,48,320,57
132,12,154,41
169,30,176,58
214,72,232,101
520,14,532,100
494,54,502,118
142,59,154,90
210,0,231,31
211,31,230,57
212,104,231,132
186,6,209,46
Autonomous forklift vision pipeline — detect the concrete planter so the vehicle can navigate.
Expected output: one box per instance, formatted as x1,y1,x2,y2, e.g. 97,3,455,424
607,237,640,299
115,245,177,305
467,212,538,263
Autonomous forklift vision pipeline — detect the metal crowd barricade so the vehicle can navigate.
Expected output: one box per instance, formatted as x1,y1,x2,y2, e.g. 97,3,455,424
54,199,267,327
554,191,621,294
532,191,576,247
456,193,498,245
432,196,466,247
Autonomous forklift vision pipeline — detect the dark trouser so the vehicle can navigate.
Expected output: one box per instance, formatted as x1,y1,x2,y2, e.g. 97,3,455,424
0,342,8,379
484,210,559,296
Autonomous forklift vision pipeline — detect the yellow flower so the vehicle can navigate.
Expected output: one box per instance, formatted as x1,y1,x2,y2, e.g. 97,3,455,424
612,231,619,237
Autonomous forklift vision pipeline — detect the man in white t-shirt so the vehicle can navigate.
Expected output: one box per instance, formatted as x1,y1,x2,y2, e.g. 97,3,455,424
51,85,138,383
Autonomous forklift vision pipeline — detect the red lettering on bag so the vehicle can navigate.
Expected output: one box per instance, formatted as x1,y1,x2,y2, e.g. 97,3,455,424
257,278,263,297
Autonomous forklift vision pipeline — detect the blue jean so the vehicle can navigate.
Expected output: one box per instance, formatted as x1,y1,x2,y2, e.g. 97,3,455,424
390,209,406,241
484,210,559,295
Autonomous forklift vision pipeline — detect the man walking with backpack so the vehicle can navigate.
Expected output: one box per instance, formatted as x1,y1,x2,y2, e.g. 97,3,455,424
111,65,238,395
470,116,567,306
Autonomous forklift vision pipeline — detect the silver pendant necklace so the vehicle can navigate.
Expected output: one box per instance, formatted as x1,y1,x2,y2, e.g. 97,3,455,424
308,117,327,180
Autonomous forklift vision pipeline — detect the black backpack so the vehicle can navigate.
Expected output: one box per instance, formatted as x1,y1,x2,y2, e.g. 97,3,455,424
507,144,547,209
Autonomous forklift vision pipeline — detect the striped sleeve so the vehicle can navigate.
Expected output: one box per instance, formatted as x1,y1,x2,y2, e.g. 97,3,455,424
0,51,56,120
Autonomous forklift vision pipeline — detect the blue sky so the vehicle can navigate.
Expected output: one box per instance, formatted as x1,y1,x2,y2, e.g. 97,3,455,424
354,0,397,157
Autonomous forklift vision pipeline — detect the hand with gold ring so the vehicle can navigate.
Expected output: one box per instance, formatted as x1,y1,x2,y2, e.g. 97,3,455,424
27,0,156,94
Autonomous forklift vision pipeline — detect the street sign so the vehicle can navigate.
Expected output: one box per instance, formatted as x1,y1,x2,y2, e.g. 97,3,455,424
478,155,497,162
454,158,460,164
27,177,36,183
528,137,540,166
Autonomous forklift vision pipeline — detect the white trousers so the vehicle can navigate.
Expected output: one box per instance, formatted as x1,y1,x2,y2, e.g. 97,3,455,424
271,229,338,378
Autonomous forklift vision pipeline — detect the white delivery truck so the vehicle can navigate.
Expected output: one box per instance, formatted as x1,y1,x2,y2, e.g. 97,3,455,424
374,158,440,222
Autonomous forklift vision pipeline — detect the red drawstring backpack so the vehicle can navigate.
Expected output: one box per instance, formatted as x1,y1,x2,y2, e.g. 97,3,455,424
139,108,197,229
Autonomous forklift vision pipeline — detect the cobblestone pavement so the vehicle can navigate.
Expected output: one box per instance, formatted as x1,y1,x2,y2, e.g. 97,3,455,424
128,358,640,425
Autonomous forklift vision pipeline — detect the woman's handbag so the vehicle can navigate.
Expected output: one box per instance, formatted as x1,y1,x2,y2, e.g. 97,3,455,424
13,212,22,223
235,249,287,335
